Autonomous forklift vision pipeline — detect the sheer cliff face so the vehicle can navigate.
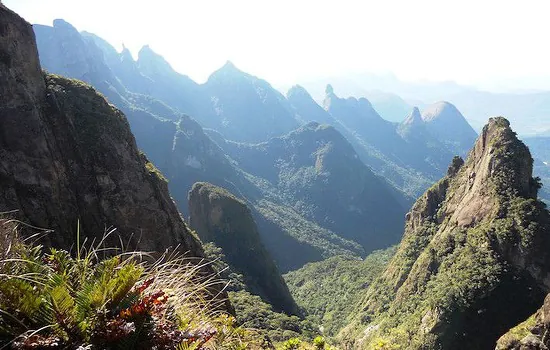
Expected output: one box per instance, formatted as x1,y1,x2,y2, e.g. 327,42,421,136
188,182,299,315
344,117,550,350
0,4,202,256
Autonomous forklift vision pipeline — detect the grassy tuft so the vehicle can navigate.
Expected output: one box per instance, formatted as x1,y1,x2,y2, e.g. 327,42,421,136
0,219,265,349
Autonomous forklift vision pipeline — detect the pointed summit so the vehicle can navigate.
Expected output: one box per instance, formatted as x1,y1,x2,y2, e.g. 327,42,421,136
137,45,179,78
119,44,134,62
350,117,550,349
286,84,310,99
221,60,237,70
421,101,477,155
397,106,428,139
52,18,78,32
137,44,160,63
422,101,463,122
203,61,299,142
208,60,247,82
402,106,423,125
322,84,338,111
137,44,166,63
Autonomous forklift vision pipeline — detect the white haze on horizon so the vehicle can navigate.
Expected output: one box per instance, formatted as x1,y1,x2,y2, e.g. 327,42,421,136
5,0,550,94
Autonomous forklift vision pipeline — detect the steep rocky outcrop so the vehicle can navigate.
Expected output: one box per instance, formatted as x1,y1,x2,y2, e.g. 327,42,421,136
343,117,550,349
397,107,426,139
422,101,478,155
188,182,299,315
0,4,203,258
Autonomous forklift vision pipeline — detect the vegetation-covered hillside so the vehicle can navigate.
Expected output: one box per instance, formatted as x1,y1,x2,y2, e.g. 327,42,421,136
188,182,299,315
216,122,406,251
341,118,550,349
5,2,550,349
284,248,395,337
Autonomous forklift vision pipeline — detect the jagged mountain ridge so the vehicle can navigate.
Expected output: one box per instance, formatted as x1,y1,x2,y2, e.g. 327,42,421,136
34,20,479,201
0,4,206,265
324,87,466,176
213,122,405,250
341,117,550,349
32,21,410,272
31,19,483,272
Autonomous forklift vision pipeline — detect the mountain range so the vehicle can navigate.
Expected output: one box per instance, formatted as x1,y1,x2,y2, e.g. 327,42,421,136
293,73,550,136
3,4,550,348
31,18,483,274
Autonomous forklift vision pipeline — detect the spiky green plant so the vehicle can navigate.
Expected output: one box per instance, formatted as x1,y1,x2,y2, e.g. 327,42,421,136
0,219,265,349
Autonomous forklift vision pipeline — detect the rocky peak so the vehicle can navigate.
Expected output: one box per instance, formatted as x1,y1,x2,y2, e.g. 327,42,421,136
203,62,299,143
397,107,426,139
1,4,44,101
286,84,310,100
221,60,237,71
421,101,461,122
403,107,423,125
287,84,335,125
470,117,535,196
206,60,247,83
350,117,550,349
188,182,299,315
52,18,78,32
421,101,478,155
33,18,124,98
0,3,215,275
120,45,134,62
137,44,175,77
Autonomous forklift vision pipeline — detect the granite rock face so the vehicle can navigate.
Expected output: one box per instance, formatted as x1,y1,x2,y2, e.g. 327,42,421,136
0,4,203,258
345,117,550,350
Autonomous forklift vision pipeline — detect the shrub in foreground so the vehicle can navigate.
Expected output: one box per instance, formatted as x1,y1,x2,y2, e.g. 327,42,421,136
0,220,267,349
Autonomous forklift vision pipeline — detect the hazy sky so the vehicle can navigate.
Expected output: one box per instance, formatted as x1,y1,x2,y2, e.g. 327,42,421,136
5,0,550,90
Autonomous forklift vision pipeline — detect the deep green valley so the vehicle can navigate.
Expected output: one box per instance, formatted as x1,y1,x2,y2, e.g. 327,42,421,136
1,2,550,349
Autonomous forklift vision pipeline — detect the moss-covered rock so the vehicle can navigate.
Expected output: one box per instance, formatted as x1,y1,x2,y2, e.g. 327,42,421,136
189,182,299,315
342,117,550,349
